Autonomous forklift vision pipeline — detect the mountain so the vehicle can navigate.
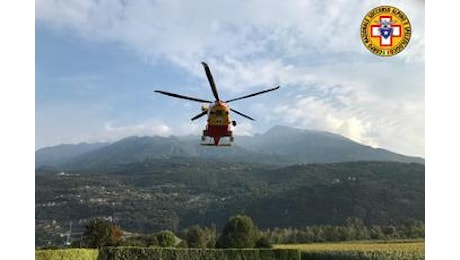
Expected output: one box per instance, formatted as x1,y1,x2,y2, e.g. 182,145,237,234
35,125,424,171
62,136,260,170
35,159,424,246
35,142,109,168
183,161,424,229
238,125,424,164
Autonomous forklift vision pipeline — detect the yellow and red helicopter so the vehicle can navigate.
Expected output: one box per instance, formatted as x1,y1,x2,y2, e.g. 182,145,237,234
155,62,280,146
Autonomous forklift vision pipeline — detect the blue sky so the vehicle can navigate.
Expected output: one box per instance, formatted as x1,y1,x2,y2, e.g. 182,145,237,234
35,0,425,157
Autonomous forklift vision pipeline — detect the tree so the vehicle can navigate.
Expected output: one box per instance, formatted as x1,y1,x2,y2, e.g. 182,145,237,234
155,230,176,247
148,235,159,247
205,224,217,248
344,217,365,241
186,225,207,248
255,236,272,248
121,235,149,247
370,225,384,240
216,215,259,248
81,218,123,248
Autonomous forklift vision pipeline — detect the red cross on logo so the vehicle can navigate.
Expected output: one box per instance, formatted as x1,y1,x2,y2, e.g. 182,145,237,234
370,16,401,47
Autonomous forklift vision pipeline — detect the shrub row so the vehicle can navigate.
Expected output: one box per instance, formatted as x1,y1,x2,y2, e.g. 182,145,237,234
99,247,300,260
35,248,300,260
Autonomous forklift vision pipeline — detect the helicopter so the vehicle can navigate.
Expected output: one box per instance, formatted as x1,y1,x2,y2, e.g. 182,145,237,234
154,62,280,146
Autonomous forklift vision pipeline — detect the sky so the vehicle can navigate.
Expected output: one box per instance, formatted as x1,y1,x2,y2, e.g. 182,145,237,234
35,0,425,157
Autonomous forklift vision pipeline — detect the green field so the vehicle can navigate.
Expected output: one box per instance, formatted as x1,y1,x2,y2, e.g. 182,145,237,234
35,249,99,260
275,240,425,259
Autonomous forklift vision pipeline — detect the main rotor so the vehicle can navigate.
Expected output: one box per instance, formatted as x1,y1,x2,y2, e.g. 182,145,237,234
154,62,280,121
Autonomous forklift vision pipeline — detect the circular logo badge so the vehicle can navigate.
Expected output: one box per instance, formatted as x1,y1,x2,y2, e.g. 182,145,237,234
361,6,411,57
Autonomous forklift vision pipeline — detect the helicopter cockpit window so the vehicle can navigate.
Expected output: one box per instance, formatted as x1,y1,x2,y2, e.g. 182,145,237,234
216,110,223,116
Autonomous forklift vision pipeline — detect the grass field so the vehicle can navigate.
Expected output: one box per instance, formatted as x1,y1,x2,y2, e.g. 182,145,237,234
274,240,424,259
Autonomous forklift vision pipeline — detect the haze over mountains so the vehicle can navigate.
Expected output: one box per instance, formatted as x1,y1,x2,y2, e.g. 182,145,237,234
36,125,423,170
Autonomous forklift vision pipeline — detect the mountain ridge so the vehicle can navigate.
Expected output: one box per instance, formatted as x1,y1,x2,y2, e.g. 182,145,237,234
35,126,424,170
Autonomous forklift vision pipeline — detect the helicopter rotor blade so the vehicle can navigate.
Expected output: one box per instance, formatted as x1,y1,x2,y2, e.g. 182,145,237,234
230,108,255,121
154,90,212,103
226,86,280,103
191,111,208,121
201,62,220,101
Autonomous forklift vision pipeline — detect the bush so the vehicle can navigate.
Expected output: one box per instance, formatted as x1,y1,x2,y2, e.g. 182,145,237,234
155,230,177,247
255,237,272,248
82,218,123,248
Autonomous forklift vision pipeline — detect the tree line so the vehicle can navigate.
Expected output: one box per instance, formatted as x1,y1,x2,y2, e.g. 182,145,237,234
69,214,268,249
64,216,423,250
261,217,425,244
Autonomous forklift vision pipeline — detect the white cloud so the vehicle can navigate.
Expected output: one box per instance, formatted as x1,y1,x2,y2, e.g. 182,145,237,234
234,121,254,136
177,122,205,136
272,76,424,156
104,120,171,138
36,0,424,64
36,0,424,156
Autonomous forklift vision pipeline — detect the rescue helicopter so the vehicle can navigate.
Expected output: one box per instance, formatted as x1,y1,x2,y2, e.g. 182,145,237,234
154,62,280,146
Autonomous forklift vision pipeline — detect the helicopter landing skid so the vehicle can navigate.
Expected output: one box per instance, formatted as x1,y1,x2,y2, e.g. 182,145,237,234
200,136,233,146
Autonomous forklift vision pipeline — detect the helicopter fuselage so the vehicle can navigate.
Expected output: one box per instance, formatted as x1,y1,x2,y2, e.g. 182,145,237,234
207,101,231,126
202,101,233,146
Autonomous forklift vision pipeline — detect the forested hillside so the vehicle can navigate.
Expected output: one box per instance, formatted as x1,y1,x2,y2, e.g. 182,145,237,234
36,159,424,247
